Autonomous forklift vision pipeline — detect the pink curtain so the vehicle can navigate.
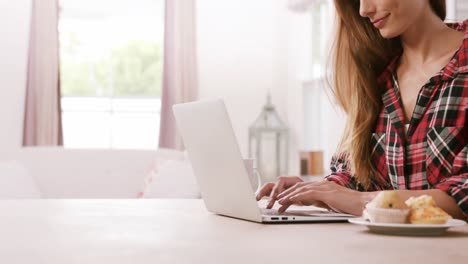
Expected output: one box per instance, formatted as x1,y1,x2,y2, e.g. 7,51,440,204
158,0,198,150
23,0,63,146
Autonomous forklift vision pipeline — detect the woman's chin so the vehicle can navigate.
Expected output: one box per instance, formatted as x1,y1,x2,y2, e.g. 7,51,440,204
378,28,400,39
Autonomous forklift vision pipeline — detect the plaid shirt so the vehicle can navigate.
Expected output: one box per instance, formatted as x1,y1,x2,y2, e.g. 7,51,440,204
326,20,468,217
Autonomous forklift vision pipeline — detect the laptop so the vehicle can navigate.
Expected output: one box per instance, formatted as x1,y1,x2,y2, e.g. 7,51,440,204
173,99,353,223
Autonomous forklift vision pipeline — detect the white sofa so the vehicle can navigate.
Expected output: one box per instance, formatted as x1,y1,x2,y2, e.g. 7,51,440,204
0,147,198,199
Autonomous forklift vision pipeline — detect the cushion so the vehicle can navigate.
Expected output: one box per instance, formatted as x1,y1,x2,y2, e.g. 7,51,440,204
138,150,200,198
0,160,41,198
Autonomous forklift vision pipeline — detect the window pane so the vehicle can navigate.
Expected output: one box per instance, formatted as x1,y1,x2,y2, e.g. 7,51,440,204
62,110,112,149
111,112,160,149
61,97,160,149
59,0,164,149
59,0,164,97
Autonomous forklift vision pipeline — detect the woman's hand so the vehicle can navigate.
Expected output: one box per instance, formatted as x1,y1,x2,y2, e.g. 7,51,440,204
276,180,373,216
255,176,304,209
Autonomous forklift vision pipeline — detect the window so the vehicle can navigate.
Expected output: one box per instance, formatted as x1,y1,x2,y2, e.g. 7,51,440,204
457,0,468,20
59,0,164,149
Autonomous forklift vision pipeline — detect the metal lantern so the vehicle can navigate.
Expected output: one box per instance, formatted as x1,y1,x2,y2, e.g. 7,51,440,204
249,95,289,184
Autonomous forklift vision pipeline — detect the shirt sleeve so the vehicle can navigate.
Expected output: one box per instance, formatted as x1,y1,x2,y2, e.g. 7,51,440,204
434,145,468,218
324,153,364,191
324,152,392,192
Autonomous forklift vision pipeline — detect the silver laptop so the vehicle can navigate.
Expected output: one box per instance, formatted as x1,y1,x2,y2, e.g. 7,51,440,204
173,99,353,223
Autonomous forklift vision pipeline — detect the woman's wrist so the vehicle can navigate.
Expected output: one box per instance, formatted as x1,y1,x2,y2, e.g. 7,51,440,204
357,191,378,215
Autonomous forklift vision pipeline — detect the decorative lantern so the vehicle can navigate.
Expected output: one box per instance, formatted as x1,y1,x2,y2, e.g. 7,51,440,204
249,95,289,184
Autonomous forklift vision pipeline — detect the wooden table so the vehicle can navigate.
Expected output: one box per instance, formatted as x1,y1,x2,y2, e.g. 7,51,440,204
0,199,466,264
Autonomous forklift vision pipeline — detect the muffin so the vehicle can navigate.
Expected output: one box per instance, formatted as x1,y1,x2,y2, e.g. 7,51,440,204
365,191,410,224
405,195,452,224
405,195,437,209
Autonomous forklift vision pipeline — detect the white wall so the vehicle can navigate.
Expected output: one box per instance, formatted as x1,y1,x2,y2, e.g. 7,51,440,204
197,0,299,172
0,0,31,150
0,0,312,175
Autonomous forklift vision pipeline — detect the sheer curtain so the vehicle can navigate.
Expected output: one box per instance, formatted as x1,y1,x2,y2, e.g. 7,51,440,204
23,0,63,146
158,0,198,150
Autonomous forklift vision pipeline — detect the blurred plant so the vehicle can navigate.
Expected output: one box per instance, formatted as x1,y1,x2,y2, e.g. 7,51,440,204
60,40,163,97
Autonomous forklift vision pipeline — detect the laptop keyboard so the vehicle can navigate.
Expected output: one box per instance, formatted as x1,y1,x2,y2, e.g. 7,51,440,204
261,208,281,215
260,208,313,216
261,208,353,217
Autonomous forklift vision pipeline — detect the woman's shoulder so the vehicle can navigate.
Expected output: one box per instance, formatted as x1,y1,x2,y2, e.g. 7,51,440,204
448,19,468,77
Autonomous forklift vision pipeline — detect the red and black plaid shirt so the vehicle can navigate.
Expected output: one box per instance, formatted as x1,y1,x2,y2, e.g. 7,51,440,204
326,20,468,217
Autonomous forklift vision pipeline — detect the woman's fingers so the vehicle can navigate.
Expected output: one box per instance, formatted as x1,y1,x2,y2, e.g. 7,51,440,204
277,180,329,200
270,177,305,207
277,189,329,213
290,190,327,204
278,200,329,214
255,182,275,201
278,204,290,214
267,179,287,209
275,182,307,200
256,176,304,208
275,181,362,214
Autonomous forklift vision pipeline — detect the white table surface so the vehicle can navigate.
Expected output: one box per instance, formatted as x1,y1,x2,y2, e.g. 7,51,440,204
0,199,467,264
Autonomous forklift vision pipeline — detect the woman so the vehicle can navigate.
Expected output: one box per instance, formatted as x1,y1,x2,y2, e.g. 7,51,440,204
256,0,467,220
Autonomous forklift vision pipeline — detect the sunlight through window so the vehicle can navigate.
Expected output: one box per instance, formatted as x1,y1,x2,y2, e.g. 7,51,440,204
59,0,164,149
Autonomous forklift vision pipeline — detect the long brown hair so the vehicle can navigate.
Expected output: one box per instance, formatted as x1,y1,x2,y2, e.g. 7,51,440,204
330,0,446,189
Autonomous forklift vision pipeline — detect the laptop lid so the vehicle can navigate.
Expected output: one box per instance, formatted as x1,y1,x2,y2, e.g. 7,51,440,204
173,99,263,222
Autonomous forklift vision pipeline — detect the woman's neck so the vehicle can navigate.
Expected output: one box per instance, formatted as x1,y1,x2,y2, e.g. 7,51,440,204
400,9,462,67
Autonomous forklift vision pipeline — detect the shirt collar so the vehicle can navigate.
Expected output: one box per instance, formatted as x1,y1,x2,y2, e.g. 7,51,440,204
444,19,468,76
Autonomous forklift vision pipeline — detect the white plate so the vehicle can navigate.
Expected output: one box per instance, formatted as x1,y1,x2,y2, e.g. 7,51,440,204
348,218,466,236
